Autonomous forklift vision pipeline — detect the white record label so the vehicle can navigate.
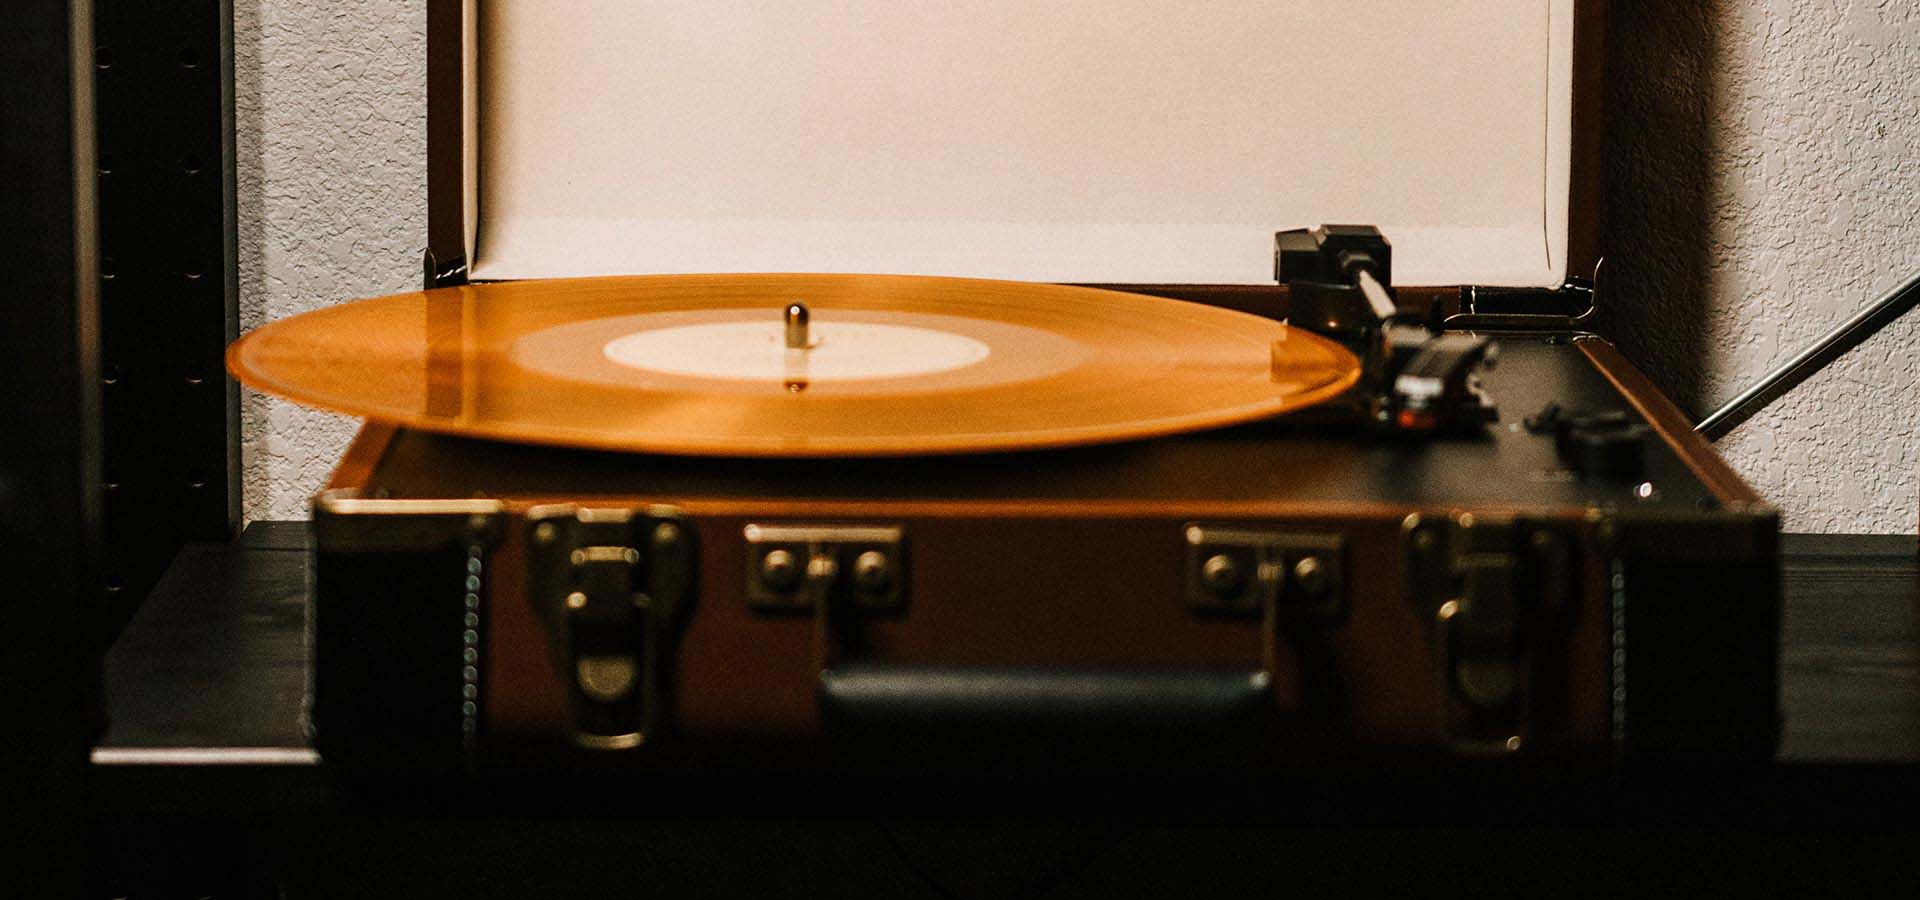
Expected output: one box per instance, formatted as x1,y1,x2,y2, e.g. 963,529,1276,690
602,320,991,383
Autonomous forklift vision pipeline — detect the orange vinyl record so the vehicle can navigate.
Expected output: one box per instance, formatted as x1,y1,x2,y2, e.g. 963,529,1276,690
227,273,1360,457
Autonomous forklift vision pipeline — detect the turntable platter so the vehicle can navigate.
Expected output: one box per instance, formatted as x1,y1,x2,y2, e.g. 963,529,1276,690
227,273,1360,456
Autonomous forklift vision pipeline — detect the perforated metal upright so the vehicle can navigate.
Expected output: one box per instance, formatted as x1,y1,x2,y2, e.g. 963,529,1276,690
92,0,238,644
3,1,98,895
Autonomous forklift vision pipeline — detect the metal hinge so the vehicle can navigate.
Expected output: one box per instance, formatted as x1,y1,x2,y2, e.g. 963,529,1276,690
422,248,470,290
1444,259,1603,332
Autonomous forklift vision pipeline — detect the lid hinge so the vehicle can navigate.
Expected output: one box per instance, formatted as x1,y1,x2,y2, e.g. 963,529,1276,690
1444,260,1602,332
423,248,470,290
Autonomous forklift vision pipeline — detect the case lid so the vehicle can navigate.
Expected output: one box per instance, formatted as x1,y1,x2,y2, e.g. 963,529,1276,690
460,1,1585,288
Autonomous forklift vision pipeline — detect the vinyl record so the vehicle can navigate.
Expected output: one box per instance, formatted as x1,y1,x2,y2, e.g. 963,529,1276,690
227,273,1360,456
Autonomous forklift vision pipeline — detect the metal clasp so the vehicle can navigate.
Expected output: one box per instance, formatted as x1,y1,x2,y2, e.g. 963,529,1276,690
743,524,906,670
1404,512,1575,754
1182,526,1345,620
527,505,695,750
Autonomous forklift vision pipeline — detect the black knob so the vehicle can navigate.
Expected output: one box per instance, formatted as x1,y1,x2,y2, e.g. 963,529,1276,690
1563,414,1648,480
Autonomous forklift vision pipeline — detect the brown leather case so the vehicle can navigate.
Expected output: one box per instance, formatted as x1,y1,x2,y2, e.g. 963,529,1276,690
312,1,1775,775
309,335,1777,774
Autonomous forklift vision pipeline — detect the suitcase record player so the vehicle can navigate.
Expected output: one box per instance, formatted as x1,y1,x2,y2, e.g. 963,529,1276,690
233,0,1778,774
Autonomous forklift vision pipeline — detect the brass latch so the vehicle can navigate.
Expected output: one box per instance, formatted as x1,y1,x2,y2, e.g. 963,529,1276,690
742,525,906,613
527,505,694,750
1182,526,1345,620
742,524,906,671
1404,512,1574,753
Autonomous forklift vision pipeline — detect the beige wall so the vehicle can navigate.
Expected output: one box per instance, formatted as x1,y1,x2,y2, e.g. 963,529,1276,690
1601,0,1918,533
235,1,423,518
236,0,1919,532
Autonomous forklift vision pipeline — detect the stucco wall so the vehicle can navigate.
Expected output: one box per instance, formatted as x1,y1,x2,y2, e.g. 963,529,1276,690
235,1,423,519
236,0,1919,532
1602,0,1919,534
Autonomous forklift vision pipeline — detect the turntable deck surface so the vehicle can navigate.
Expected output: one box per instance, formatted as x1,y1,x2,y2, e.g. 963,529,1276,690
355,337,1722,515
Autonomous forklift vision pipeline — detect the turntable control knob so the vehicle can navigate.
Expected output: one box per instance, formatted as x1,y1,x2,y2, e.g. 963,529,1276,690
1557,412,1649,480
1570,427,1646,479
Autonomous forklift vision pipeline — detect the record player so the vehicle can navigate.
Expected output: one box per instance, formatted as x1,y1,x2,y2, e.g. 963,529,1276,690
230,0,1778,774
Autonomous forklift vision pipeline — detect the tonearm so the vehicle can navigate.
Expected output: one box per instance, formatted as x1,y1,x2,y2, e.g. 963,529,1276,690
1277,225,1498,433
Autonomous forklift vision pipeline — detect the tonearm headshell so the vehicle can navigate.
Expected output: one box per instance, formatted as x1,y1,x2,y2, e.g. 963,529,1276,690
1277,225,1498,433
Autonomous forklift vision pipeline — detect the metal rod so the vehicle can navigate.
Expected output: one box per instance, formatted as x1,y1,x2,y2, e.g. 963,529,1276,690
784,301,810,349
1355,268,1399,322
782,301,812,392
1697,270,1920,440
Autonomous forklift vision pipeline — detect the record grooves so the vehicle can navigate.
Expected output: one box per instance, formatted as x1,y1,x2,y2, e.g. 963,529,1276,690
228,273,1360,457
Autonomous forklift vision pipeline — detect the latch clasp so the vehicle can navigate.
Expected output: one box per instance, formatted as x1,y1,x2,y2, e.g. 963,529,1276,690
743,524,907,671
1405,512,1575,754
527,505,695,750
1182,526,1346,620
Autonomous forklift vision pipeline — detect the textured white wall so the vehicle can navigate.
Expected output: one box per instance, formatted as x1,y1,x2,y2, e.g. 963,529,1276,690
1602,0,1919,533
235,1,1919,532
235,1,425,520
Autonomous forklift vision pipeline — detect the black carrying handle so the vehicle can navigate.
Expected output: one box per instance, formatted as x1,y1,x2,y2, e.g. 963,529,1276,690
818,664,1274,737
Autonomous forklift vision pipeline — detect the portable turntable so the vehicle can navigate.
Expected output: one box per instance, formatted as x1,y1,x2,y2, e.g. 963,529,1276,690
230,0,1777,774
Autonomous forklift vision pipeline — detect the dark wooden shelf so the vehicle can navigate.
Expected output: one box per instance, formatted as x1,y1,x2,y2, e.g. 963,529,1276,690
97,526,1920,768
96,522,310,762
1777,534,1920,761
